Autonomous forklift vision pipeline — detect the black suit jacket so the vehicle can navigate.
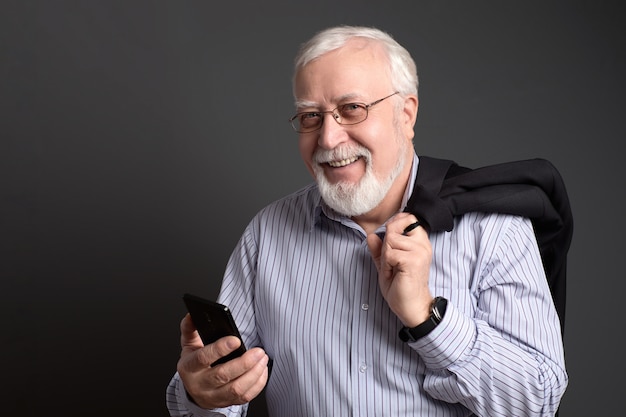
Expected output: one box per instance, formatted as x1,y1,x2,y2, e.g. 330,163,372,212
404,156,573,333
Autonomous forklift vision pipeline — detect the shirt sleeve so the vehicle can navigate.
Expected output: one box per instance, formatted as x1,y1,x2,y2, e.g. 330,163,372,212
165,215,266,417
410,215,568,417
165,372,246,417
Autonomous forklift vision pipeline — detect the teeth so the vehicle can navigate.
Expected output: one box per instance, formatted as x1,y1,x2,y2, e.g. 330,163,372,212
328,156,359,167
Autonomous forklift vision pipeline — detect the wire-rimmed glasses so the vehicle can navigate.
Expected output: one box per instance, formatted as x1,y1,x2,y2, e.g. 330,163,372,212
289,91,399,133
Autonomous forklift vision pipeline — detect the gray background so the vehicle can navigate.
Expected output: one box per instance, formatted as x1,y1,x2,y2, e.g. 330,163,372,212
2,1,624,416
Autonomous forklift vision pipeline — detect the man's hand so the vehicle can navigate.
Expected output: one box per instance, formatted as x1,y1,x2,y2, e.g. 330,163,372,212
366,213,434,327
176,314,269,409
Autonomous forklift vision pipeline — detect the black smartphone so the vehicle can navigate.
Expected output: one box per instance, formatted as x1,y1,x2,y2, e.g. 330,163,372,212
182,293,247,366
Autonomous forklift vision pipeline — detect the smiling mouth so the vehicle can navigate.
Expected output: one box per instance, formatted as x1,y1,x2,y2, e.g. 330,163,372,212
327,156,360,168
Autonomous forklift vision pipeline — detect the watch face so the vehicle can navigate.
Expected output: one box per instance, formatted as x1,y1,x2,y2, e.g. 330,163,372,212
432,297,448,323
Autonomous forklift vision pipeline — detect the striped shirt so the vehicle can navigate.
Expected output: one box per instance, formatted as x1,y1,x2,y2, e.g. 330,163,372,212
167,155,568,417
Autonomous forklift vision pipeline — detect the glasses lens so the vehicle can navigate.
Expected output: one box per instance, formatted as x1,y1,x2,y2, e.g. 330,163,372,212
337,103,367,125
290,102,370,132
292,112,322,132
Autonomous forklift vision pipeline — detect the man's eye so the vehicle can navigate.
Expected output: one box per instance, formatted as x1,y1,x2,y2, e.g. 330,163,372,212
341,103,365,113
302,112,320,120
299,112,322,127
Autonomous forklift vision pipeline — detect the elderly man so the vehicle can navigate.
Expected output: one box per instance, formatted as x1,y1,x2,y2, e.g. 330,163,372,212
167,25,568,417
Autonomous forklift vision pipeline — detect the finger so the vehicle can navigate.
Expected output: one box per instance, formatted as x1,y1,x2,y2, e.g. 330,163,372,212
228,356,270,405
192,350,270,408
382,243,430,274
380,225,430,279
180,313,204,355
183,336,244,371
366,233,383,262
180,313,196,337
197,348,267,395
180,314,204,353
386,212,419,235
202,336,244,367
211,349,269,392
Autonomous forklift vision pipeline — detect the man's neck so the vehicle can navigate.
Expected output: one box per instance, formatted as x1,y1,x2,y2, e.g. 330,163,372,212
352,173,411,236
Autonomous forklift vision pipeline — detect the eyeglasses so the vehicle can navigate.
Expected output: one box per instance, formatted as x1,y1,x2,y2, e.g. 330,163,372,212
289,91,399,133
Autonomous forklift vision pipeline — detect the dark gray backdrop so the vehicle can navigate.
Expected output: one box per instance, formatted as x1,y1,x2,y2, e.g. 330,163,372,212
2,1,624,416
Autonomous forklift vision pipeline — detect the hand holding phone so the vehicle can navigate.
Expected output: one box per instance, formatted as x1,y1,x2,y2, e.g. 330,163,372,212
182,293,247,366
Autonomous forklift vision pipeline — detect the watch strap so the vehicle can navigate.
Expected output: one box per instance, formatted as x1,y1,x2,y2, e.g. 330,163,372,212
399,296,448,342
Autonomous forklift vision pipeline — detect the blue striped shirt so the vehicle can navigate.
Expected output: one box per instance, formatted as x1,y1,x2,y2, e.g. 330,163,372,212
167,155,568,416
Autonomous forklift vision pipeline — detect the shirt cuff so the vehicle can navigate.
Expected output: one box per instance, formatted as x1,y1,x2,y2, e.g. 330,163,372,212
173,372,243,417
408,301,476,370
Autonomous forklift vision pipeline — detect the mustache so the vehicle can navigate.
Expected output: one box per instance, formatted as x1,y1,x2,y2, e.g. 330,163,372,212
312,144,371,164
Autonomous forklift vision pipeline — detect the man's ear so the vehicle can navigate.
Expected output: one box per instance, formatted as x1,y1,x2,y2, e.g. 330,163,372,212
401,94,418,139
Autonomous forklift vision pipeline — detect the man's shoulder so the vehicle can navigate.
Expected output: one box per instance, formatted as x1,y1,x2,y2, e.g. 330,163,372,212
255,182,320,218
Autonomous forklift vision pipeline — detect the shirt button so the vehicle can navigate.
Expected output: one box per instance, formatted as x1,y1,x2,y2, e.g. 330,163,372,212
361,303,369,311
359,363,368,373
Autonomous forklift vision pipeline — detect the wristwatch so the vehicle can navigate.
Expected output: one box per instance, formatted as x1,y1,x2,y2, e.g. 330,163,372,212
399,296,448,342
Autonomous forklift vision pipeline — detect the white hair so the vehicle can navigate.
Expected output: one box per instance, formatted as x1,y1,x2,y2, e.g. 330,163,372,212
292,25,418,98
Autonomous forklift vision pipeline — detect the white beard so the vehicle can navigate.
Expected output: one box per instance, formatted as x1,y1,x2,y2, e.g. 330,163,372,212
312,137,408,217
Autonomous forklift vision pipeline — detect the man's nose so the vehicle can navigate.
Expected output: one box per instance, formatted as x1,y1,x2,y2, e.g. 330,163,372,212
317,111,346,149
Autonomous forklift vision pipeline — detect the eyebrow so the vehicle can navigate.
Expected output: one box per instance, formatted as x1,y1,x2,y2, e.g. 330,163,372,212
294,93,363,111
